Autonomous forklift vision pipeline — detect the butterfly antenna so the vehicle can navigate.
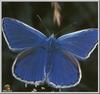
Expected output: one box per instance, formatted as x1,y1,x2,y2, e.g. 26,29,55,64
54,29,63,37
55,22,78,37
36,15,51,36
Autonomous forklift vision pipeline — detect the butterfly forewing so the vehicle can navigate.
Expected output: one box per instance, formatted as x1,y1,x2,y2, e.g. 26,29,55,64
3,18,47,51
57,28,98,60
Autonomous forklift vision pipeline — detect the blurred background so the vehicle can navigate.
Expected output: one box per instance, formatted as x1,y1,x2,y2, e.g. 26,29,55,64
2,2,98,92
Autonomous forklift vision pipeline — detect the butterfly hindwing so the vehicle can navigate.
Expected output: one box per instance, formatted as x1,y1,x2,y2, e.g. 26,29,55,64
45,47,81,88
57,28,98,60
2,17,47,51
12,47,47,84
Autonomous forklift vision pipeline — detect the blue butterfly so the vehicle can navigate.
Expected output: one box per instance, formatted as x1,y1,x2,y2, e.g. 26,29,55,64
2,17,98,88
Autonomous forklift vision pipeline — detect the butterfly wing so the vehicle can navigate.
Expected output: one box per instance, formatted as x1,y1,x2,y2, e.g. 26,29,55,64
12,47,47,84
45,48,81,88
57,28,98,60
2,17,47,51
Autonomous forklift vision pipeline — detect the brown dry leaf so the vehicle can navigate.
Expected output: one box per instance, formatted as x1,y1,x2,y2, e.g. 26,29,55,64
3,84,12,92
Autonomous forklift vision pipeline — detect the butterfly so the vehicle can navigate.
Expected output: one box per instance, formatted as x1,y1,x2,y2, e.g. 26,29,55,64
2,17,98,88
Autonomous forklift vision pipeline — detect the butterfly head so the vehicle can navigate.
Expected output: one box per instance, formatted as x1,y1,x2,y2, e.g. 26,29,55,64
48,33,56,41
45,33,56,45
50,33,54,38
45,33,57,49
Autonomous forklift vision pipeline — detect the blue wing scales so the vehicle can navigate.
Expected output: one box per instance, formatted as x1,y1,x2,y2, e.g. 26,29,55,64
2,17,47,51
45,48,81,88
12,47,47,84
57,28,98,60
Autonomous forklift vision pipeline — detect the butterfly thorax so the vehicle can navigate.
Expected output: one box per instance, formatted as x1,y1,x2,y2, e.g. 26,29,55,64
46,34,57,50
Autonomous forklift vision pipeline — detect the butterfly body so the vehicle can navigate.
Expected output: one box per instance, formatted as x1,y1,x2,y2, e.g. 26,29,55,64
2,17,98,88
